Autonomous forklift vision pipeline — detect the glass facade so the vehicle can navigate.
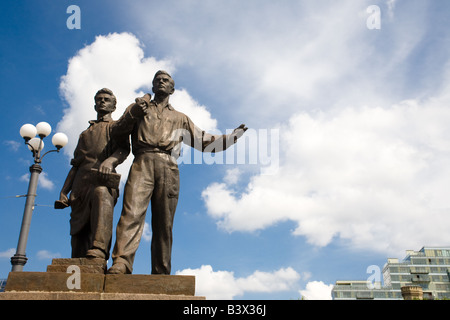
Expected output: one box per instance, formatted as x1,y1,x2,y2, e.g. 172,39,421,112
332,247,450,300
332,281,403,300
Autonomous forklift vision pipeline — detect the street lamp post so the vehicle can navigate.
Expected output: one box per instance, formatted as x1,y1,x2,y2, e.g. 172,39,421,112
10,122,68,272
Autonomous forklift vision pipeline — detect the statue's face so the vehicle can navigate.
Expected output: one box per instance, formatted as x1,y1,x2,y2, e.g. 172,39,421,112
153,73,174,95
95,93,116,114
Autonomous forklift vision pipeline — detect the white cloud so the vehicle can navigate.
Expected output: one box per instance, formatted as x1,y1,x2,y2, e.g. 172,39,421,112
299,281,333,300
145,1,449,256
36,250,61,260
20,172,55,190
223,167,241,185
129,1,434,127
386,0,398,19
142,222,152,242
202,97,450,255
176,265,300,300
39,172,55,190
4,140,21,152
170,88,217,132
0,248,15,259
57,32,217,182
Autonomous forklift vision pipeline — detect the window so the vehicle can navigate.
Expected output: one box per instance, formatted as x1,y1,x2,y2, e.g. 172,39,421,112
342,291,352,298
435,284,450,291
411,274,430,282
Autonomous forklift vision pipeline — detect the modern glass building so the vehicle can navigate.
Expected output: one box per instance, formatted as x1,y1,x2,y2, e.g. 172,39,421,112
332,280,402,300
332,247,450,300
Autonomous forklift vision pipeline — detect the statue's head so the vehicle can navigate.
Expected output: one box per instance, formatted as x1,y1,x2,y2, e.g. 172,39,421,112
94,88,117,114
152,70,175,96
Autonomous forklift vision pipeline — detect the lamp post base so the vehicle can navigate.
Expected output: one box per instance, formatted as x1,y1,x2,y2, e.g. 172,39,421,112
10,254,28,272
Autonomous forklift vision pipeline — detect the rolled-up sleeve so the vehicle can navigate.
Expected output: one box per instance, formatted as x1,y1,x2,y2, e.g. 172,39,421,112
70,135,85,167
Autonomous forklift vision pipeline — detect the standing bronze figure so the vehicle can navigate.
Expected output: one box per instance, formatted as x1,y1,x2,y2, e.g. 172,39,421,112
108,71,247,274
55,88,130,260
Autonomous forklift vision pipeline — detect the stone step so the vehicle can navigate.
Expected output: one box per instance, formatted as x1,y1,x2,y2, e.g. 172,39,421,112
104,274,195,296
50,257,107,267
46,257,107,274
4,271,105,293
46,264,106,274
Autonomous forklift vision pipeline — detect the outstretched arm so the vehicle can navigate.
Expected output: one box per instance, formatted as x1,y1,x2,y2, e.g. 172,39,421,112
207,124,248,151
230,124,248,143
185,119,248,152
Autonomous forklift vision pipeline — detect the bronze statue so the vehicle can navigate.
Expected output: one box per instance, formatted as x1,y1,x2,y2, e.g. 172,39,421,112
55,88,130,260
107,71,247,274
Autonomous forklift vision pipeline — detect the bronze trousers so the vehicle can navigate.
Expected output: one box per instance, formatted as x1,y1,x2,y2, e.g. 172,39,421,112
111,152,179,274
71,185,116,260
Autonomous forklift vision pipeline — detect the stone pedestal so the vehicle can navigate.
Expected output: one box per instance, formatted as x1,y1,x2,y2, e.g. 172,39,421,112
0,258,205,300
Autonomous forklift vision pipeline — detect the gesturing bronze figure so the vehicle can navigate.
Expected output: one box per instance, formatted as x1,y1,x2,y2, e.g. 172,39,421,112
108,71,247,274
55,88,130,260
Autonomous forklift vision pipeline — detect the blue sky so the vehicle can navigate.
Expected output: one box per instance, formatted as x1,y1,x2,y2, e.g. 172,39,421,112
1,0,450,300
